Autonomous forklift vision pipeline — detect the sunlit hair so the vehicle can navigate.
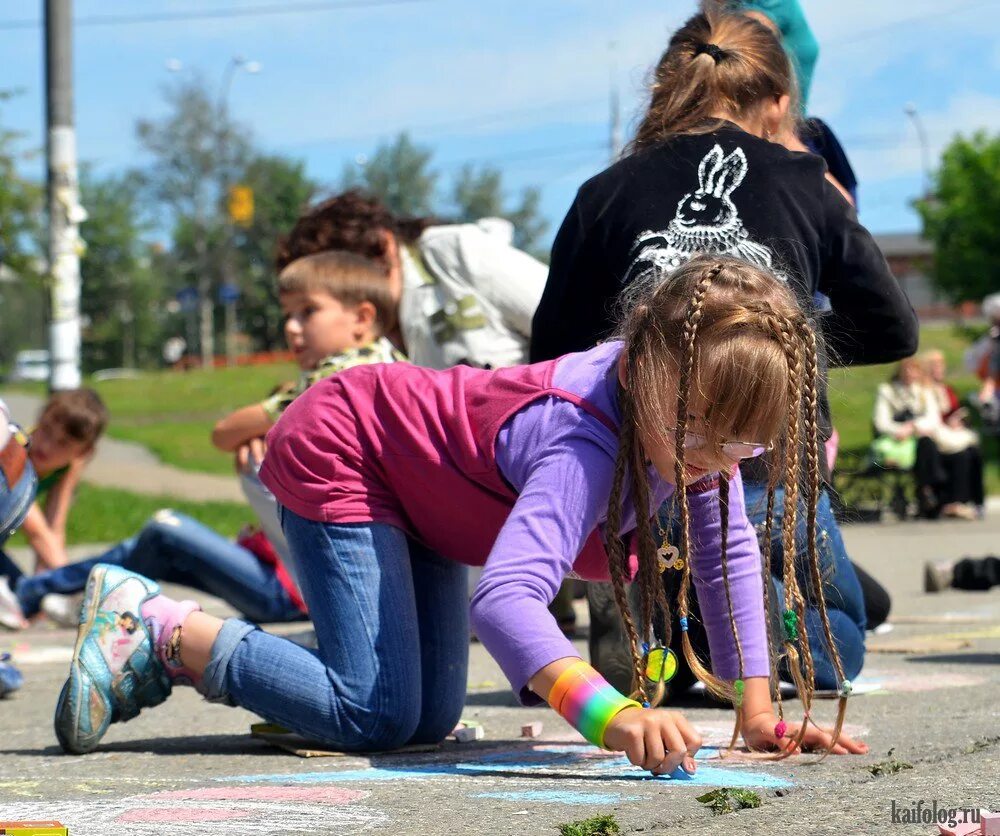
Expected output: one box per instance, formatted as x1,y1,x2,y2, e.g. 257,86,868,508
278,250,397,337
628,6,798,155
892,356,926,385
274,189,434,273
606,254,847,759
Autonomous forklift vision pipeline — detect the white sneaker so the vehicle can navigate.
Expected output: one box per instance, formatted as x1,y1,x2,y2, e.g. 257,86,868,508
0,576,27,630
41,592,84,628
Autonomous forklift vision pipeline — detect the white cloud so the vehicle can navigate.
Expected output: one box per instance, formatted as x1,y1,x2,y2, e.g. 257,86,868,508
253,5,689,150
849,90,1000,183
806,0,997,121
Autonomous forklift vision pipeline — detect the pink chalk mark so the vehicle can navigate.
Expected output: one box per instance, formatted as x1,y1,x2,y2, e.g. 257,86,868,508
136,786,367,804
116,808,248,824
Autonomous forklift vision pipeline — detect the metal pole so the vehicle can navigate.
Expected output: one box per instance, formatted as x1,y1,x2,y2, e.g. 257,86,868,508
904,104,931,197
217,56,258,367
219,59,238,368
45,0,84,390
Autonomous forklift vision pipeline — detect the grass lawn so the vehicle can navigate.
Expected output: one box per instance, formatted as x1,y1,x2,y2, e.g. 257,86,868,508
5,483,252,547
4,362,297,476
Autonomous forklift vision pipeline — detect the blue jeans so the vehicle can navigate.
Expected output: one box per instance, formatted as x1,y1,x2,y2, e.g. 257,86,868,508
0,456,35,548
0,454,37,584
15,511,306,624
202,513,470,751
659,484,866,691
741,483,866,688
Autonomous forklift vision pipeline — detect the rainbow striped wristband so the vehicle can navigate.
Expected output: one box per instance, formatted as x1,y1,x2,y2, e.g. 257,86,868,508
548,660,641,748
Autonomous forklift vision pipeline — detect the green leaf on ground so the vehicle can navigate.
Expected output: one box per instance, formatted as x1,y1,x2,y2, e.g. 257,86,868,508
868,748,913,777
557,813,622,836
696,788,763,815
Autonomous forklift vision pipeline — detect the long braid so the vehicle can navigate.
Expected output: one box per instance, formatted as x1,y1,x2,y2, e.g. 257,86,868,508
630,409,671,707
772,315,814,759
798,320,849,758
607,387,647,699
674,264,734,702
761,485,782,712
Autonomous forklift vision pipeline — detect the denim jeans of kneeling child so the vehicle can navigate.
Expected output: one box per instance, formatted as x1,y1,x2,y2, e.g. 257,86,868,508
203,512,470,751
14,510,306,624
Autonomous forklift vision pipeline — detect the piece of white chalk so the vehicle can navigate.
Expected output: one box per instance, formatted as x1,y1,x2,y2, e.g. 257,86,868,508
521,721,543,738
454,725,485,743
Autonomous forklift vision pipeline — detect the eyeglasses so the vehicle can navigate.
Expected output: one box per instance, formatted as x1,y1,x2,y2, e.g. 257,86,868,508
665,428,772,460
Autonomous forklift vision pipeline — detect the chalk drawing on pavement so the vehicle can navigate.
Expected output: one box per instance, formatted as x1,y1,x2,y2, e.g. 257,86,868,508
222,741,793,789
0,786,387,835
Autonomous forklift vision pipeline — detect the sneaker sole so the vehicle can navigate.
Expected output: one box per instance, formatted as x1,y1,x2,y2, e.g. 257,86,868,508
54,565,161,754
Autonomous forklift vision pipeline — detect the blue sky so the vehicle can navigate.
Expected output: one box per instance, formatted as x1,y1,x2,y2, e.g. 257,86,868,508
2,0,999,250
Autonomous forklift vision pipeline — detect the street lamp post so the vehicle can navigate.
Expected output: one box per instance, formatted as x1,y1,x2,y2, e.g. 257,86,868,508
904,103,931,198
217,56,260,366
166,56,260,369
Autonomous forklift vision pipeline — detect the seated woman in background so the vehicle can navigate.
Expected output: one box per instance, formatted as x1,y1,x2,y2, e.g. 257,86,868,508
923,350,981,447
873,358,983,520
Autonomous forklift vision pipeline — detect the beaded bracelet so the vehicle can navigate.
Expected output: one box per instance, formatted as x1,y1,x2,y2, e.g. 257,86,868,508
548,660,641,748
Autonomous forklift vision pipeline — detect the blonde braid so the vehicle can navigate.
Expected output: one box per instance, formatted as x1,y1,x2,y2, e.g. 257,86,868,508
771,313,815,759
673,264,736,702
606,386,648,699
629,420,672,707
797,320,849,758
761,486,782,711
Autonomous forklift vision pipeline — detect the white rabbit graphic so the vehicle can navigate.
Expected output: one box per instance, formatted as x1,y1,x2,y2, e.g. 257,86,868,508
625,144,783,285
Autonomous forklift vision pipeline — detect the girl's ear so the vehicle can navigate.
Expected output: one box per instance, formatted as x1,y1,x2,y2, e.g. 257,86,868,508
763,94,791,139
617,351,628,387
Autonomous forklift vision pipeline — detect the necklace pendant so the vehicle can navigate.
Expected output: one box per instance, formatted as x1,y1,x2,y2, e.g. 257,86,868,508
656,544,680,573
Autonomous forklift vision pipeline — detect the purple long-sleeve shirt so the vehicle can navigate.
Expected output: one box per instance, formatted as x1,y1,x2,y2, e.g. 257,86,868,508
476,341,768,703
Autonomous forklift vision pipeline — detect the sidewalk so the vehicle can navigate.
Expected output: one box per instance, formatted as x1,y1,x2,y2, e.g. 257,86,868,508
2,392,244,503
1,514,998,834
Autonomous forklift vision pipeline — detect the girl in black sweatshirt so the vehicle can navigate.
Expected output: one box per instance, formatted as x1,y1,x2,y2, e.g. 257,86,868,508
531,9,917,699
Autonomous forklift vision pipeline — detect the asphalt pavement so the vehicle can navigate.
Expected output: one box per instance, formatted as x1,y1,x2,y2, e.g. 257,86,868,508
1,513,998,835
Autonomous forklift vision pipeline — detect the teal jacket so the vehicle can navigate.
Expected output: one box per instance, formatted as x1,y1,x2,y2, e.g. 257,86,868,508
742,0,819,107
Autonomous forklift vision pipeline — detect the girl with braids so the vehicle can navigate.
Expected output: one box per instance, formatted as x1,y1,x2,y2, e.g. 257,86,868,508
54,255,865,770
532,7,918,694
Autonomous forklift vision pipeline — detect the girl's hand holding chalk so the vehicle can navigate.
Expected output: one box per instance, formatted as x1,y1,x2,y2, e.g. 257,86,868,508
602,706,703,776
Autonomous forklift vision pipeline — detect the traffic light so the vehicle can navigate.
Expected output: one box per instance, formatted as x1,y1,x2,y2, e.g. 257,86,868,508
227,185,254,227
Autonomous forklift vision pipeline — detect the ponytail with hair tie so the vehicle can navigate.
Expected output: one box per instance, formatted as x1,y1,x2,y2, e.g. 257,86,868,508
694,42,728,63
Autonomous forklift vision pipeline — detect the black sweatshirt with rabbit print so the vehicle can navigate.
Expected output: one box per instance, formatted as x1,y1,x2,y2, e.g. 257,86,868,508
530,123,919,480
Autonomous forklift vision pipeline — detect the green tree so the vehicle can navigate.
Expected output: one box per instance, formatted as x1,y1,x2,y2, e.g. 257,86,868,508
0,90,47,368
917,131,1000,303
344,132,437,217
451,164,549,257
235,154,317,350
79,171,169,371
136,76,252,365
452,163,504,219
